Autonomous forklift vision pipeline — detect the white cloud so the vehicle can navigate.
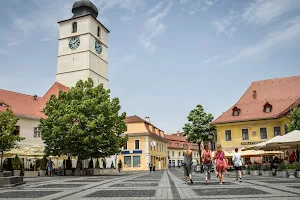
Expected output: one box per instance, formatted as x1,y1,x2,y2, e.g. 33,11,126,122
146,2,163,16
211,10,238,37
94,0,146,14
242,0,300,26
204,0,214,6
223,15,300,64
111,54,137,72
203,55,219,64
120,16,134,22
140,1,173,52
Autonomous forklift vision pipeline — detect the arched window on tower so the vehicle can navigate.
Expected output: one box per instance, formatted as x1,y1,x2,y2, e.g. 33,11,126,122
97,26,101,37
72,22,77,33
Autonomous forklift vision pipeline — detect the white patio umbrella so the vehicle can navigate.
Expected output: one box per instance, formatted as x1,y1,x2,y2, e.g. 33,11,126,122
242,135,283,151
265,130,300,149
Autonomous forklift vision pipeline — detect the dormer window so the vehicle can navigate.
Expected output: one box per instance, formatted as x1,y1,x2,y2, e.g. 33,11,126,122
264,103,272,113
72,22,77,33
0,102,8,107
232,107,240,116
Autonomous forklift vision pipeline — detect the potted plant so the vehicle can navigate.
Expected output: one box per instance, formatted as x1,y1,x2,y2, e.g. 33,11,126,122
39,156,47,176
94,158,100,175
276,163,287,178
295,163,300,178
242,165,248,175
249,164,259,176
261,164,272,177
65,157,72,176
13,155,21,176
286,163,296,178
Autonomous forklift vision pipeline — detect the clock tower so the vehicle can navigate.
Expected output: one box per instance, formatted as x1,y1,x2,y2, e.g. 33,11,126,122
56,0,109,88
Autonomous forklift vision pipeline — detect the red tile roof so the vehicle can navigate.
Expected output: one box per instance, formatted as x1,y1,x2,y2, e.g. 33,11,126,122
0,82,69,119
212,76,300,124
165,134,198,150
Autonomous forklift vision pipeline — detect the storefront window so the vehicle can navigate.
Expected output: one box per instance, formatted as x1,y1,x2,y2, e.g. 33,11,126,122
124,156,131,167
133,156,140,167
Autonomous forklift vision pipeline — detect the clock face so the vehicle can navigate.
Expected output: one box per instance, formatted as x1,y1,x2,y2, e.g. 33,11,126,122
69,37,80,50
95,40,102,54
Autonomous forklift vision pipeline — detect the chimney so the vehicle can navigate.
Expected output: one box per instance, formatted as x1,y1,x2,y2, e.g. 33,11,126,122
145,117,150,123
253,90,257,99
177,131,180,136
33,95,38,102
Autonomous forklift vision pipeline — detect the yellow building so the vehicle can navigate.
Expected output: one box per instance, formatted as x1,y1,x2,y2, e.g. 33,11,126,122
119,115,168,171
165,132,200,167
211,76,300,152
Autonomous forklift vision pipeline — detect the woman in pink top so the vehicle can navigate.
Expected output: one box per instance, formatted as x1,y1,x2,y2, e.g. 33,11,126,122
215,144,226,184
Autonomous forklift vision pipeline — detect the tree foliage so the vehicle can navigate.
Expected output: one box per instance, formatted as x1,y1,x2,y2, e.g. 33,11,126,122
13,155,21,170
183,104,216,143
39,78,127,170
0,108,24,170
287,107,300,132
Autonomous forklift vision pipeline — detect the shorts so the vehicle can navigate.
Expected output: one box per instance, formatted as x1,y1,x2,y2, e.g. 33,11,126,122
47,167,52,171
234,166,242,171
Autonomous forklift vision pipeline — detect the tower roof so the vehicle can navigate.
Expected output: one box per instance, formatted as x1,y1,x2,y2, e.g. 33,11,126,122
72,0,98,19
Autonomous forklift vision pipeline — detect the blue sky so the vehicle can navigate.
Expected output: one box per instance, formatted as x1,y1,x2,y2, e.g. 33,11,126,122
0,0,300,133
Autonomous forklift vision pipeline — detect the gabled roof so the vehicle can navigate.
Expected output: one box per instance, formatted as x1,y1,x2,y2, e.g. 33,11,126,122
0,82,69,119
212,76,300,124
165,134,198,150
165,134,187,142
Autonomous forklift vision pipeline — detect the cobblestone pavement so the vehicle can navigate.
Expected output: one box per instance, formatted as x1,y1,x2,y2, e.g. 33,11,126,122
0,169,299,199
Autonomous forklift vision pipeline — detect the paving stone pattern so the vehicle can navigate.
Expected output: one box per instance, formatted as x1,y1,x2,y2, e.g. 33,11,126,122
0,169,299,199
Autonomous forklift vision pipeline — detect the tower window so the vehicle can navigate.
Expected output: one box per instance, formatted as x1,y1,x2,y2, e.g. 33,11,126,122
264,103,272,113
97,26,101,37
72,22,77,33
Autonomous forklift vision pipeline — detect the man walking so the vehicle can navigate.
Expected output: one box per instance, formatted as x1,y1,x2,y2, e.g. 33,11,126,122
232,148,242,182
149,163,153,173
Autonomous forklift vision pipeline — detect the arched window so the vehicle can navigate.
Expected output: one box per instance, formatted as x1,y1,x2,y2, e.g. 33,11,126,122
264,102,272,113
72,22,77,33
232,106,240,116
97,26,101,37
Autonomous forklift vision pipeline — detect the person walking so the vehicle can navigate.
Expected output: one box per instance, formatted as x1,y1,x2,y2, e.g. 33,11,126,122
47,158,55,176
215,144,226,184
183,144,193,184
118,160,123,173
202,144,212,184
149,163,153,173
232,148,242,182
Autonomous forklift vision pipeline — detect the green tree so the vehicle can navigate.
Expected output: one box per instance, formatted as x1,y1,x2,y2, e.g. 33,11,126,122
0,108,24,171
287,107,300,132
13,154,21,170
183,104,216,163
39,78,127,172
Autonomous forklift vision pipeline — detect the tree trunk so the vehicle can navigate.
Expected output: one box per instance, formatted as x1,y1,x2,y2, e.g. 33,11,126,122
198,143,202,164
0,151,3,172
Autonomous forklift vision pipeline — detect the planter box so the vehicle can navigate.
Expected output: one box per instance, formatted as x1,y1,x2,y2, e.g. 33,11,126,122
24,171,38,177
13,170,21,176
93,169,100,175
242,170,248,175
250,170,259,176
0,171,12,177
86,169,94,176
80,169,87,176
286,169,296,178
0,176,25,188
276,171,287,178
65,170,72,176
296,171,300,178
74,170,81,176
39,170,47,177
261,171,273,177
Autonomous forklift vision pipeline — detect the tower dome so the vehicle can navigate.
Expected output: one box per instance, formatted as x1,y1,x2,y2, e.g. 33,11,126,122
72,0,98,19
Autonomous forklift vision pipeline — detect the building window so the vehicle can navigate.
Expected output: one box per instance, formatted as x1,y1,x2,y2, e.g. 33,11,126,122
97,26,101,37
232,107,240,116
150,144,152,150
242,129,249,140
13,126,20,135
172,151,174,157
260,127,268,139
225,130,232,141
123,142,128,150
179,152,181,157
135,140,140,150
72,22,77,33
274,126,281,136
34,127,40,138
124,156,131,167
168,151,170,156
133,156,140,167
264,103,272,113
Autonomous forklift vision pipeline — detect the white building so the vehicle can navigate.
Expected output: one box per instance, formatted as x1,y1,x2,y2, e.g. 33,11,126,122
0,0,115,169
